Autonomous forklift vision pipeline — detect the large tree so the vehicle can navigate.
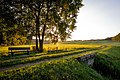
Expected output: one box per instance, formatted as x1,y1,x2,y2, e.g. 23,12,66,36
26,0,83,52
0,0,83,52
0,0,17,45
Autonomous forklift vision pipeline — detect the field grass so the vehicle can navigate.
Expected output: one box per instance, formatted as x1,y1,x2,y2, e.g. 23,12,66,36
0,43,102,68
0,43,100,57
0,40,120,80
0,59,104,80
94,46,120,79
63,40,120,46
0,43,100,52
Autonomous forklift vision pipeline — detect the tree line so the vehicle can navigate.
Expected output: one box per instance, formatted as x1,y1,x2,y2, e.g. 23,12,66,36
0,0,83,52
105,33,120,42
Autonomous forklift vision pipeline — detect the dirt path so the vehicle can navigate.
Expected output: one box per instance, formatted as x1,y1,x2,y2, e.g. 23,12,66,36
0,53,81,72
0,59,53,72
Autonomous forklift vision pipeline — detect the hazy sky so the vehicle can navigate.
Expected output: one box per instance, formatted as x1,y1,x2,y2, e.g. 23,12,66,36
71,0,120,40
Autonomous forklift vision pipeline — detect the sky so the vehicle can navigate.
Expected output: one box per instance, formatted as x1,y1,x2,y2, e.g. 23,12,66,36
71,0,120,40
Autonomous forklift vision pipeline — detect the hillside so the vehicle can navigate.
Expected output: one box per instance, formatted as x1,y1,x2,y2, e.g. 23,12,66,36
112,33,120,41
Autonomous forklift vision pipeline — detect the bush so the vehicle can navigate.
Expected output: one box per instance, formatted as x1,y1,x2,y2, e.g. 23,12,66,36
7,34,27,46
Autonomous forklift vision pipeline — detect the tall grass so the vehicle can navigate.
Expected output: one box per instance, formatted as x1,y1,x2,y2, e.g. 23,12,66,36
93,46,120,79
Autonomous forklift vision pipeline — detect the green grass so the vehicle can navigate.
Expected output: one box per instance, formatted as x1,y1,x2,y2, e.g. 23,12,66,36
63,40,120,46
0,43,100,68
0,59,104,80
93,46,120,79
0,40,120,79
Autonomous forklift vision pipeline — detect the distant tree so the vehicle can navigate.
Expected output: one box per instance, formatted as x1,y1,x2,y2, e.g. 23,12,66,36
105,37,112,40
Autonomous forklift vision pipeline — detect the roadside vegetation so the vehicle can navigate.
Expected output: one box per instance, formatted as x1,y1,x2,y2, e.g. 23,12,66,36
0,59,104,80
94,46,120,79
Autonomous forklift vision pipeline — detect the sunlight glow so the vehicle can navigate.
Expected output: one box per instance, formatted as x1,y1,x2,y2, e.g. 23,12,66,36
71,0,120,40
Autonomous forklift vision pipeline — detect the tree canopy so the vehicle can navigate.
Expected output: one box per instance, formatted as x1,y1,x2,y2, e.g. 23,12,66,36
0,0,83,52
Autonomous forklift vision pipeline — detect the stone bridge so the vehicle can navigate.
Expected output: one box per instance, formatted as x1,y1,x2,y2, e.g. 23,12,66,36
76,53,96,66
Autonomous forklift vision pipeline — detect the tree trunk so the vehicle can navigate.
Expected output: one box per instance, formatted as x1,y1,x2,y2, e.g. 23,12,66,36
35,16,39,51
39,24,46,52
39,1,50,52
35,32,38,51
38,29,41,51
39,40,43,52
0,32,3,45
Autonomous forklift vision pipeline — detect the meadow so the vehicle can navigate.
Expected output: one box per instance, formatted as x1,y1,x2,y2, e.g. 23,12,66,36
0,43,100,58
0,40,120,80
0,43,100,68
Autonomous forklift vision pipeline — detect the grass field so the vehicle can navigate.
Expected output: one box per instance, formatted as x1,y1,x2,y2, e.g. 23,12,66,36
0,40,120,80
0,43,100,68
0,43,100,57
63,40,120,46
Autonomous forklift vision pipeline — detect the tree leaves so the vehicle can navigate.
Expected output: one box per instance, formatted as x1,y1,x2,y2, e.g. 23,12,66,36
0,0,83,49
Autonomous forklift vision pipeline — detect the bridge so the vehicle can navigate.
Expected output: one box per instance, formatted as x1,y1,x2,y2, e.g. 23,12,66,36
76,53,96,66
